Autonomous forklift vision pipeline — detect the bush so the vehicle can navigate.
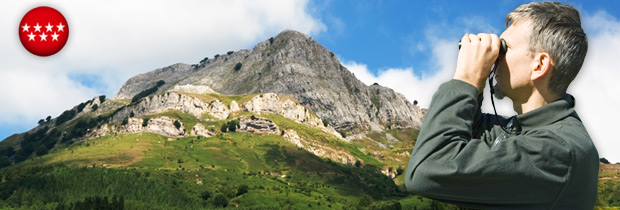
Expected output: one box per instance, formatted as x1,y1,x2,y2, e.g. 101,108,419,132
38,119,45,125
122,117,129,126
213,194,228,207
91,104,99,111
129,111,135,118
142,118,150,127
236,184,249,197
173,120,181,129
46,116,52,122
413,100,418,105
269,37,274,44
200,191,211,200
227,51,234,55
322,119,329,127
99,95,106,103
234,62,242,71
220,123,227,133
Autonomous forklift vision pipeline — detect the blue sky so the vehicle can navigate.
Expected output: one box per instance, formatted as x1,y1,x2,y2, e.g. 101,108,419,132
1,0,619,161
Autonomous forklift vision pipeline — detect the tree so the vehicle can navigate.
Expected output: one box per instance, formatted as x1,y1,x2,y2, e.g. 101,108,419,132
234,62,242,71
91,104,99,111
413,100,418,105
38,119,45,125
227,51,234,55
269,37,274,44
220,123,227,132
600,158,611,164
46,116,52,122
355,160,362,168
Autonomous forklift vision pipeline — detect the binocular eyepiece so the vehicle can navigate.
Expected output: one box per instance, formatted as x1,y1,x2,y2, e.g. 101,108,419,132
459,39,507,55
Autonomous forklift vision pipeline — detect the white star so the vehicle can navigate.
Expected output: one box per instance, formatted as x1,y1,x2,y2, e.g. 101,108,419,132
22,23,30,32
51,32,59,41
39,32,47,41
34,23,42,32
45,22,54,32
28,32,36,41
56,23,65,32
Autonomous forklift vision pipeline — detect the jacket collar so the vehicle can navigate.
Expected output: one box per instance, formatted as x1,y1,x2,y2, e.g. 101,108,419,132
508,94,579,132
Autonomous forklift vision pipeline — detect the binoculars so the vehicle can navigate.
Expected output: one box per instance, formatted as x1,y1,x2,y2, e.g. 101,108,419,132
459,39,507,55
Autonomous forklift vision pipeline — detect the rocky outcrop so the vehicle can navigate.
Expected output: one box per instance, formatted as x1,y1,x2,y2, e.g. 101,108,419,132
243,93,342,138
190,124,215,137
111,92,229,122
238,116,280,135
282,129,356,165
119,116,186,137
168,84,216,94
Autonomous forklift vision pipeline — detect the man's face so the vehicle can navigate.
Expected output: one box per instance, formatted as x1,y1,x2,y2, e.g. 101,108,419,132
495,21,535,101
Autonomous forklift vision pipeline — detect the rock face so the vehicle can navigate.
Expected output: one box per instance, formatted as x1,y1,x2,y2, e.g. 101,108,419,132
190,124,215,137
120,116,186,137
110,92,230,123
113,30,424,132
238,116,280,135
282,129,356,165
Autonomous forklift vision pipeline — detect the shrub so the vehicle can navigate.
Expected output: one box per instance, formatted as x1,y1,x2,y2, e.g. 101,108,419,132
214,54,220,59
227,51,234,55
200,191,211,200
213,194,228,207
236,185,249,197
269,37,274,44
99,95,106,103
91,104,99,111
173,120,181,129
220,124,227,132
413,100,418,105
234,62,242,71
38,119,45,125
338,130,347,138
142,118,149,127
46,116,52,122
122,117,129,126
322,119,329,127
129,111,135,118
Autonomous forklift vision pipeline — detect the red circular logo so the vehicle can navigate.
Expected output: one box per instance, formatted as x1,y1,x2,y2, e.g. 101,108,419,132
19,6,69,57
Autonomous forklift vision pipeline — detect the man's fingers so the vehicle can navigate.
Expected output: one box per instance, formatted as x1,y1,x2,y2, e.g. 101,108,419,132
490,34,500,54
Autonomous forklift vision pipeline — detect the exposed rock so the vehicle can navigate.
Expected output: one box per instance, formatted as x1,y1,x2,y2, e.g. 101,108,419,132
111,92,229,122
168,84,216,94
282,129,356,165
120,116,185,137
229,100,240,113
190,123,214,138
243,93,342,139
238,116,280,135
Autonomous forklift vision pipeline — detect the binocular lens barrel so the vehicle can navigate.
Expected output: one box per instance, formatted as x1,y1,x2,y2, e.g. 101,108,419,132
458,39,507,55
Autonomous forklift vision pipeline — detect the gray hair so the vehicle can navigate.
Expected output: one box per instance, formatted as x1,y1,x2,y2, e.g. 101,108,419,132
506,2,587,95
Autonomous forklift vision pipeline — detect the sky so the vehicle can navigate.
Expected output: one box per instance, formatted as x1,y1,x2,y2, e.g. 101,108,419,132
1,0,619,162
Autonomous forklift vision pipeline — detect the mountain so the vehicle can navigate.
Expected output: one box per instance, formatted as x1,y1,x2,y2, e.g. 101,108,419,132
113,30,424,132
0,29,433,209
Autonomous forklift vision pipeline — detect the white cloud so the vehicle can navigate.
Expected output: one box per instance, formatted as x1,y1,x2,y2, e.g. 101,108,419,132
343,10,620,163
0,0,325,136
571,10,620,163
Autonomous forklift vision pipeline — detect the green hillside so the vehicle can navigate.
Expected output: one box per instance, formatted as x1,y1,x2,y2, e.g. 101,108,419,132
1,91,617,209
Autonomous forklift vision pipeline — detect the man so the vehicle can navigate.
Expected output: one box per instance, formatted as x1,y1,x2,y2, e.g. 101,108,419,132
404,2,599,209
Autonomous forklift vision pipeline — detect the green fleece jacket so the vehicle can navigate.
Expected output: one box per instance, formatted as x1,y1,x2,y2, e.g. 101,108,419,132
405,80,599,209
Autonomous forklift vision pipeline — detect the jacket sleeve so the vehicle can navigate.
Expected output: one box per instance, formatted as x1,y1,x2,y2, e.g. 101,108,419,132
404,80,571,207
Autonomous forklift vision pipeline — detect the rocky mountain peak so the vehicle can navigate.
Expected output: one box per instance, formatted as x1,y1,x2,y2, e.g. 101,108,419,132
112,29,424,132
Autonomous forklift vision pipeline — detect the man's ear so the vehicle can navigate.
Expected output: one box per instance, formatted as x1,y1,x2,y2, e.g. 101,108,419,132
531,52,552,80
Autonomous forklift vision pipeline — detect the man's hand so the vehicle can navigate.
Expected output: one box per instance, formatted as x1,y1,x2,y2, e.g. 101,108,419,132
453,33,500,94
